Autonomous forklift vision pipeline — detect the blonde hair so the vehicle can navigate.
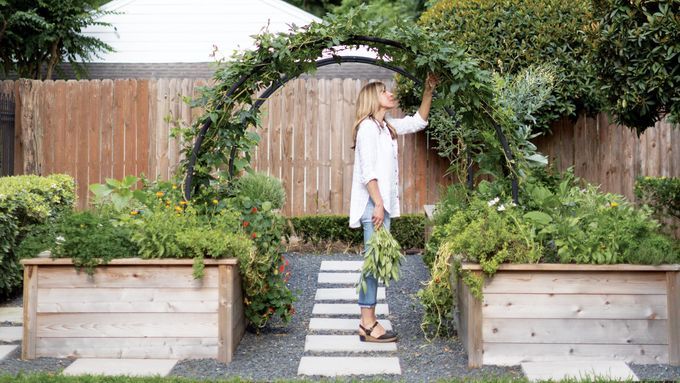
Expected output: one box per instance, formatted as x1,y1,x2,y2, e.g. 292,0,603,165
351,82,396,148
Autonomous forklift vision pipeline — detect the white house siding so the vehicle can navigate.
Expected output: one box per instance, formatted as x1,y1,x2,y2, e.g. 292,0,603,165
83,0,322,63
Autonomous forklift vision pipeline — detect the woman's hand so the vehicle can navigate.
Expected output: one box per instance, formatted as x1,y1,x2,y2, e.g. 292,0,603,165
372,203,385,229
425,72,439,92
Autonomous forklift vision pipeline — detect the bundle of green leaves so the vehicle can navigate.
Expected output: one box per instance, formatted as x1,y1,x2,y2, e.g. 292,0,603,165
358,228,404,294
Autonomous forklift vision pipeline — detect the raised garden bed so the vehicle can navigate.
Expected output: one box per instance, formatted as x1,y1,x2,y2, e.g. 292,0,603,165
455,263,680,367
20,258,245,363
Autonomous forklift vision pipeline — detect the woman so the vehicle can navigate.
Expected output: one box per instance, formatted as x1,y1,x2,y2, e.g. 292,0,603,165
349,74,438,343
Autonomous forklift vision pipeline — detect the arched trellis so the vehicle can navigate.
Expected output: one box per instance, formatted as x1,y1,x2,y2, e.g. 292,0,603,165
184,36,519,203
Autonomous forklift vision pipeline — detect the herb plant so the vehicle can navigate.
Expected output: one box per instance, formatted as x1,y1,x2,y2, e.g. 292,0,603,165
358,228,404,294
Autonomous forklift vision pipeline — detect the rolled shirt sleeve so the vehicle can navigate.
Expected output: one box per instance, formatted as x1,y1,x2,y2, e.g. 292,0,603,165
387,111,428,135
356,122,379,185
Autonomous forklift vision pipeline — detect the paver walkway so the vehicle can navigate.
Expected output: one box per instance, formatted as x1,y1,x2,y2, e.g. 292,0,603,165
297,260,401,377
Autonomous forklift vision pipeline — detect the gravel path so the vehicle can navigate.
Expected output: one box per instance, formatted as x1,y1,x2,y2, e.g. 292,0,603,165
1,252,679,381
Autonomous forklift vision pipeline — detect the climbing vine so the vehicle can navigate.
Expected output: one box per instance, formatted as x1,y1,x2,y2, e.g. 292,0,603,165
176,6,496,193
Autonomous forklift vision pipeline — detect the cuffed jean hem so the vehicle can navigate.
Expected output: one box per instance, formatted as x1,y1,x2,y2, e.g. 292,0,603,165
357,198,391,308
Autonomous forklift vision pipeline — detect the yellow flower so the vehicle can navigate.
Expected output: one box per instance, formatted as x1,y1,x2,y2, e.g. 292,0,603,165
610,201,619,208
155,191,165,197
212,199,219,205
175,206,183,212
172,184,178,190
179,201,187,206
130,210,139,216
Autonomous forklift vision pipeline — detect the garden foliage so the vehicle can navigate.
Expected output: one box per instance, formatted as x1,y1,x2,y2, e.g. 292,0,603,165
419,0,601,132
0,174,74,299
421,171,680,338
286,214,426,250
635,176,680,235
592,0,680,134
177,5,495,192
18,173,295,331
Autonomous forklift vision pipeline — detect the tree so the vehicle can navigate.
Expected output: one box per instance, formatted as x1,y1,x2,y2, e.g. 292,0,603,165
592,0,680,135
0,0,113,80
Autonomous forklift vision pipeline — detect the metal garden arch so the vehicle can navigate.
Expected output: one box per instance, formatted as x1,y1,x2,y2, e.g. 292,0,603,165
184,36,519,203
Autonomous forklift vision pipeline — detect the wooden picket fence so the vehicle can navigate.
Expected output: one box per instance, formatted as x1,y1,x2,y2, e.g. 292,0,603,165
1,78,678,221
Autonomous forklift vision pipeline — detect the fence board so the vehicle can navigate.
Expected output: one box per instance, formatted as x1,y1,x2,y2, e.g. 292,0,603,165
100,80,114,181
292,79,306,216
317,79,331,213
41,81,54,176
305,78,318,214
76,81,89,209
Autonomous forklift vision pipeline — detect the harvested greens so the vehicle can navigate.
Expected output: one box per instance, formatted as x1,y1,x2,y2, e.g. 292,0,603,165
358,227,405,294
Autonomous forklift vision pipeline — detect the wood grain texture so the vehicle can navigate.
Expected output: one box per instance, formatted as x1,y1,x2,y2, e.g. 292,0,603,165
483,318,668,345
483,343,669,365
36,288,218,313
482,293,668,319
36,337,218,359
37,313,218,338
21,265,38,359
35,265,219,288
667,271,680,365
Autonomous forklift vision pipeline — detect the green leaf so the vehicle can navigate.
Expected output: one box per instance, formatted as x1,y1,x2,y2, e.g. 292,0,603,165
523,211,553,227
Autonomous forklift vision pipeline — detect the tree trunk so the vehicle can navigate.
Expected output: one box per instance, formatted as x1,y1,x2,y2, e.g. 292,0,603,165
44,41,61,80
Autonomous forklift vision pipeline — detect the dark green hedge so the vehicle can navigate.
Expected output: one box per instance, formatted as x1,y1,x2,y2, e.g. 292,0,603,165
0,174,75,299
592,0,680,134
420,0,600,131
287,214,426,250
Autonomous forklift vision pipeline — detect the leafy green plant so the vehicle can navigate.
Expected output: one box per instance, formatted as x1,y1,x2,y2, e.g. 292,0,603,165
0,174,75,298
232,172,286,210
234,196,296,330
592,0,680,134
17,210,137,274
358,228,404,294
635,176,679,235
90,175,143,211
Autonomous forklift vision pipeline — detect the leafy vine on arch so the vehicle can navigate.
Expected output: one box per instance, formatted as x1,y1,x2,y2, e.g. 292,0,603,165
177,7,518,200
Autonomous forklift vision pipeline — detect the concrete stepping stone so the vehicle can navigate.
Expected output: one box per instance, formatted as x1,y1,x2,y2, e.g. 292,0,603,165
0,326,22,342
318,272,362,284
521,361,638,382
309,318,392,332
320,261,363,271
0,307,22,324
313,303,389,316
315,287,385,301
0,345,17,360
305,335,397,352
63,358,178,377
298,356,401,376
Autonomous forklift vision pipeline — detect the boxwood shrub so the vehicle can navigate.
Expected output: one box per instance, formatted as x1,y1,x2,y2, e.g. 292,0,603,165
287,214,426,251
0,174,75,299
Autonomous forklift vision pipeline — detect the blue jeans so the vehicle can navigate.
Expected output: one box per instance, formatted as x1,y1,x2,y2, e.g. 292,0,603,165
358,199,391,308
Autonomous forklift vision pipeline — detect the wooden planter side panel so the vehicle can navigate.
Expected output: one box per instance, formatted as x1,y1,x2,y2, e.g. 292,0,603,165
480,271,670,366
668,271,680,365
456,272,483,368
24,263,243,361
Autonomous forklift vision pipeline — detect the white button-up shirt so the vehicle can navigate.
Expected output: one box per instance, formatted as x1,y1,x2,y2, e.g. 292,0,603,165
349,112,428,228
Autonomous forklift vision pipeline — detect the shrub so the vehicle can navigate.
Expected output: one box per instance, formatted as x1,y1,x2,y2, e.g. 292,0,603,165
232,172,286,210
420,0,600,131
635,176,680,233
0,174,75,299
592,0,680,134
287,214,427,250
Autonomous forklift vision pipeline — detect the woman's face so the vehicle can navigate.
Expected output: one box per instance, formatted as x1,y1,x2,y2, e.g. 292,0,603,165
378,87,397,110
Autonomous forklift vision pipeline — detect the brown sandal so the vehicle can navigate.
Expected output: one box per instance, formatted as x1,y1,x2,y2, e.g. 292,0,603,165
359,321,398,343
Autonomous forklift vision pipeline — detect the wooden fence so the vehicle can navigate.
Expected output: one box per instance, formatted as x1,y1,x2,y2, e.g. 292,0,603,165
0,78,454,214
1,78,678,219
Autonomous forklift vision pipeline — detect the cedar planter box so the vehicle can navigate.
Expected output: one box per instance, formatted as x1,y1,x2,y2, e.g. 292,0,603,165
20,258,245,363
455,263,680,368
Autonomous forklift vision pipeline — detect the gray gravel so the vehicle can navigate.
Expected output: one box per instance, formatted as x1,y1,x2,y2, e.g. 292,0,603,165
1,253,679,381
